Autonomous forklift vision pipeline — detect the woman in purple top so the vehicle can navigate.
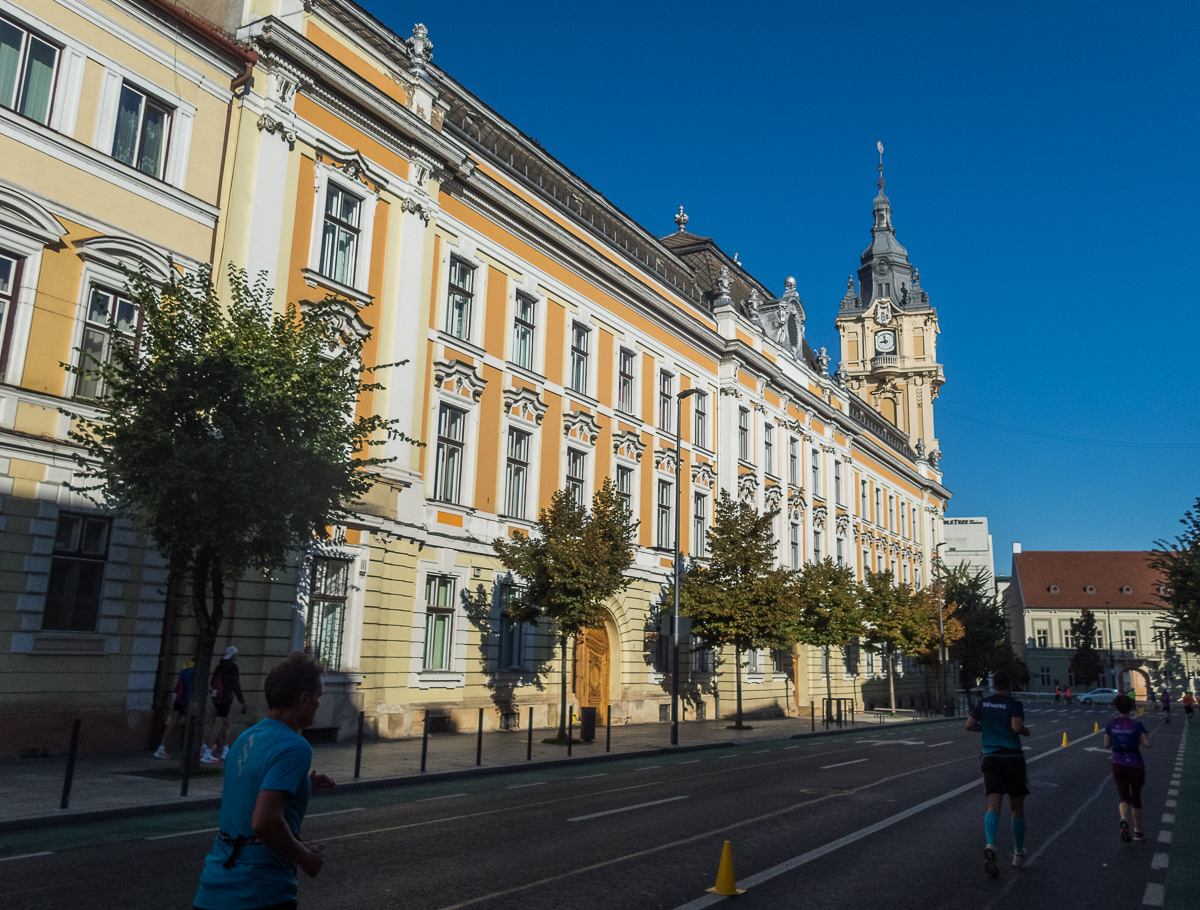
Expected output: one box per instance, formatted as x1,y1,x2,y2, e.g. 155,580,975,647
1104,694,1152,842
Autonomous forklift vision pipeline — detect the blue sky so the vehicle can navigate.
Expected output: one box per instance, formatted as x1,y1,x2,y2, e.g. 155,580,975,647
365,1,1200,570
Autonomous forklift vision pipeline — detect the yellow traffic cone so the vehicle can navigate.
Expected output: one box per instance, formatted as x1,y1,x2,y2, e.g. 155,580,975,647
706,841,746,896
1062,732,1069,747
1094,722,1100,734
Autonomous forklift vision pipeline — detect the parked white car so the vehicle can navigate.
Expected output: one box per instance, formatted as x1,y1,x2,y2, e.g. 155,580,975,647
1077,687,1120,706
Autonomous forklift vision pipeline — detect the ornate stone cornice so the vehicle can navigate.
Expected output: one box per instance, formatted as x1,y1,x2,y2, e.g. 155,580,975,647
788,489,807,520
835,514,850,536
400,197,435,223
737,471,758,503
502,385,547,426
257,112,297,145
563,410,600,445
613,429,645,462
691,460,716,489
764,484,783,511
813,505,827,530
433,358,485,402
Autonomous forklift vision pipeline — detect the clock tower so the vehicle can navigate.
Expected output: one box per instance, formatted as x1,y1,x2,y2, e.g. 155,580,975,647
835,162,945,463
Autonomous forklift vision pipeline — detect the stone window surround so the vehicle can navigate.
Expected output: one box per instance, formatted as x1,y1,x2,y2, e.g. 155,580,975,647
409,552,471,689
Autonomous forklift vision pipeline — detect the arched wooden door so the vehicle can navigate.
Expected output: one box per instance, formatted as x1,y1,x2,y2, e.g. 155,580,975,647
574,627,610,718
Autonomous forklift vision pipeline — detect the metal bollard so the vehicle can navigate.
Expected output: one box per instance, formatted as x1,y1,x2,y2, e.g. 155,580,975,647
476,708,484,767
420,713,430,773
354,711,364,780
60,719,81,810
527,707,533,761
810,701,815,733
567,712,573,757
180,715,196,797
606,705,612,753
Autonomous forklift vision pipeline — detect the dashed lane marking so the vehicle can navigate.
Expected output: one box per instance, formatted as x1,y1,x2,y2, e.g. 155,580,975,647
1157,830,1172,844
567,795,688,822
307,808,365,818
821,759,868,769
1162,813,1175,824
507,782,548,789
634,765,663,771
145,826,218,841
927,742,952,748
1143,883,1165,907
575,773,608,779
1152,852,1169,870
0,851,54,862
417,793,468,802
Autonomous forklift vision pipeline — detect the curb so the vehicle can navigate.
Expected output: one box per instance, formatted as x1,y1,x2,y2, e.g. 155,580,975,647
0,714,963,834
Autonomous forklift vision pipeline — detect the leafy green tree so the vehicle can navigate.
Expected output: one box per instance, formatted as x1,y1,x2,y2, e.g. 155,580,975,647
791,558,862,720
63,266,408,769
680,490,792,729
1068,609,1105,688
940,564,1023,689
859,570,946,710
492,477,636,740
1149,497,1200,652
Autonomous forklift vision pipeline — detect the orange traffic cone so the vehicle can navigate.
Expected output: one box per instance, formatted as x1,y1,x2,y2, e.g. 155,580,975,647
1094,722,1100,734
706,841,746,896
1062,732,1069,747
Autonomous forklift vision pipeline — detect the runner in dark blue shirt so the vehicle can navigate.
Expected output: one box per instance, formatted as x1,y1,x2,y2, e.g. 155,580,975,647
966,671,1031,876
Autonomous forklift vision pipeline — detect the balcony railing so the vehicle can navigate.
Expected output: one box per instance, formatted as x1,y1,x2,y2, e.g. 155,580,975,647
870,354,899,371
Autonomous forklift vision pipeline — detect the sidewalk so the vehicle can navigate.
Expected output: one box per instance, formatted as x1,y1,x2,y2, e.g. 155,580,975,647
1164,719,1197,910
0,711,946,828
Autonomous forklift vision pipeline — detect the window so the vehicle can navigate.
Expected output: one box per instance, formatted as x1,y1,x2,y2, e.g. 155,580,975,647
617,349,636,413
861,480,868,517
888,496,895,532
812,529,821,563
569,322,590,394
834,460,843,505
112,83,171,178
865,650,876,675
747,649,760,674
445,257,475,340
424,575,455,670
693,492,707,557
772,649,788,674
504,428,530,518
512,295,536,369
657,479,673,549
836,537,844,565
42,512,110,631
616,464,633,514
566,447,587,505
790,522,800,568
658,370,674,432
76,286,140,398
789,437,799,486
433,404,466,503
693,391,708,448
875,489,883,525
913,507,920,543
1123,628,1138,651
306,557,350,671
0,252,21,374
763,424,775,475
1039,666,1051,687
497,584,524,671
811,448,821,494
1062,625,1077,649
738,408,750,461
692,647,710,674
914,568,921,590
0,18,58,126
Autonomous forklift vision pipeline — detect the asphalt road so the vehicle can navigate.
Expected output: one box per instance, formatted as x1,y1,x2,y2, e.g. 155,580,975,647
1,706,1183,910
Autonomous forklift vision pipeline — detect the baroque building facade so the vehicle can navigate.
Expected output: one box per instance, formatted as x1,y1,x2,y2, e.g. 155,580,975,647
0,0,951,755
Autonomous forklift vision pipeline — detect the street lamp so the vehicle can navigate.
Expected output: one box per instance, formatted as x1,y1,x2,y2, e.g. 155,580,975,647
671,388,701,746
933,540,948,713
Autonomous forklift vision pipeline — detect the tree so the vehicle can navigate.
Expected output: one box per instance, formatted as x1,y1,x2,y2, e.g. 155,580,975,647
1069,609,1105,689
859,570,946,710
1149,497,1200,652
940,564,1022,690
791,558,862,720
492,477,636,740
679,490,792,729
63,265,409,770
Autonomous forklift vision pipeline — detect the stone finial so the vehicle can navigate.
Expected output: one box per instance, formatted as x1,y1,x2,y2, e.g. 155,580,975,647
916,438,927,460
834,362,848,388
784,276,797,292
847,274,855,291
815,346,831,374
674,205,689,233
913,266,920,283
407,24,434,80
716,265,732,296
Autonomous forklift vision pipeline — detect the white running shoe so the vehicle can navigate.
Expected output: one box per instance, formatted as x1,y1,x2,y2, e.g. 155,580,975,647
200,751,220,764
984,845,998,878
1012,850,1027,868
153,746,169,760
220,746,230,760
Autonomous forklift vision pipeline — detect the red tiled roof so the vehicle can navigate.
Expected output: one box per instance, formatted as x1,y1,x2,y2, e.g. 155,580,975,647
1013,551,1166,610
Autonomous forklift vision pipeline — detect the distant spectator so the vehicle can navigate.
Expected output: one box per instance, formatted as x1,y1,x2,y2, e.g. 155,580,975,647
204,646,247,763
154,659,194,759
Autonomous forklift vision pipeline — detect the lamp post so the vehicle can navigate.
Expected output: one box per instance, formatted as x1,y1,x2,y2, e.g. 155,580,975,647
1104,601,1114,688
933,540,948,713
671,388,700,746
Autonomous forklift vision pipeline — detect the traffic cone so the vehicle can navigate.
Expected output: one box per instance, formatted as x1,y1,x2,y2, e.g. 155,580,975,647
1094,722,1099,734
1062,732,1069,747
706,841,746,896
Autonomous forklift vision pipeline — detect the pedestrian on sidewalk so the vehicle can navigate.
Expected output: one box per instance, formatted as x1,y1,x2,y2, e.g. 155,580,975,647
193,651,335,910
966,670,1031,876
1104,694,1151,843
1160,690,1171,724
1054,684,1061,705
204,646,248,763
1064,686,1072,706
154,659,194,759
1182,691,1194,721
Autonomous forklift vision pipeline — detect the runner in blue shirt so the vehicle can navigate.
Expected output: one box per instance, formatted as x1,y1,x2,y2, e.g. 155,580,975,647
193,652,335,910
1105,693,1151,842
966,671,1031,877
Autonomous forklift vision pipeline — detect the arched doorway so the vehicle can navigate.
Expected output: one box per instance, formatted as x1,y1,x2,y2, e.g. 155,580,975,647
574,627,610,718
1118,666,1151,697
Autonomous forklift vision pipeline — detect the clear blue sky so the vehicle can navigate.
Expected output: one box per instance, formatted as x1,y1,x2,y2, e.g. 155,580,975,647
364,0,1200,570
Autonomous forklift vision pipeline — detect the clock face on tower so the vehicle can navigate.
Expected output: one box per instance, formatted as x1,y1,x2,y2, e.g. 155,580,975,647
875,331,896,354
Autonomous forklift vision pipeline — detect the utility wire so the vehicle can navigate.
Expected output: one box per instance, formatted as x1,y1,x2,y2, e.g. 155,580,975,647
939,407,1200,450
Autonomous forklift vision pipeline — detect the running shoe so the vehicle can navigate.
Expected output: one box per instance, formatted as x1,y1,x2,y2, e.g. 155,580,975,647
220,746,230,760
153,746,169,760
984,845,999,878
1133,831,1145,842
1120,820,1131,843
1012,851,1027,868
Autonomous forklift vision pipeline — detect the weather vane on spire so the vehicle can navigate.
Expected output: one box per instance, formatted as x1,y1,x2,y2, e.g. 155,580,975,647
877,141,885,191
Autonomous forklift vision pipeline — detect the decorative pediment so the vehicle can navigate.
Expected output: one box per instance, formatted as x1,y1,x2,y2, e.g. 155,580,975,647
835,514,850,536
751,277,807,361
434,358,486,402
301,296,372,347
737,471,758,503
813,505,828,530
613,429,645,462
852,522,861,541
563,409,600,445
502,385,547,426
788,489,807,520
316,146,388,193
718,385,743,400
77,235,173,282
764,484,783,512
690,460,716,489
0,185,67,246
654,447,677,473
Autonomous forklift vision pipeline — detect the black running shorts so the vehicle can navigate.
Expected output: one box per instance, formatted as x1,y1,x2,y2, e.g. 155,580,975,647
981,754,1029,797
212,700,233,718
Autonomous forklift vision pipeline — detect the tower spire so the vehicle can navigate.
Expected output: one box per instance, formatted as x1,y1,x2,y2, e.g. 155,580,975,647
877,140,885,192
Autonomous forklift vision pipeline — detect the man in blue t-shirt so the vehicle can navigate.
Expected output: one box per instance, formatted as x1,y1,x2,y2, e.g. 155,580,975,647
194,653,335,910
966,671,1031,877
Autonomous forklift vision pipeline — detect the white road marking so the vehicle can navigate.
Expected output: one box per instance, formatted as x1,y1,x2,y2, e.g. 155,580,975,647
417,793,468,802
568,795,688,822
678,760,701,764
1151,852,1169,870
1168,789,1179,797
783,746,800,750
1143,882,1165,906
634,765,662,771
507,781,548,789
307,807,365,818
146,826,218,840
821,759,868,769
926,742,952,748
0,851,54,861
1157,830,1172,844
752,750,770,754
1166,799,1177,808
574,773,608,779
1161,813,1175,824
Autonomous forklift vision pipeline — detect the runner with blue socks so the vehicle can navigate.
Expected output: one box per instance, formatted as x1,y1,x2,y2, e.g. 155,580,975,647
966,671,1031,877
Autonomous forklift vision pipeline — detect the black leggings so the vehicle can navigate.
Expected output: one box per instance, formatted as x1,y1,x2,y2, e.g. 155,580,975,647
1112,763,1145,809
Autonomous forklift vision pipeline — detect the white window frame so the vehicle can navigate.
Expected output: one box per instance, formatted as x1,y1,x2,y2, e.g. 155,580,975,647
656,477,673,550
763,422,775,477
617,347,637,414
410,557,470,688
568,320,591,395
0,185,66,386
510,292,538,371
693,390,709,450
94,65,194,190
692,490,707,558
565,446,589,507
304,163,379,296
0,4,87,138
615,459,637,518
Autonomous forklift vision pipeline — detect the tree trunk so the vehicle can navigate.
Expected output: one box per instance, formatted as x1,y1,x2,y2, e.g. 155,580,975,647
734,644,744,728
887,643,897,711
558,636,569,740
824,645,834,722
181,550,224,774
